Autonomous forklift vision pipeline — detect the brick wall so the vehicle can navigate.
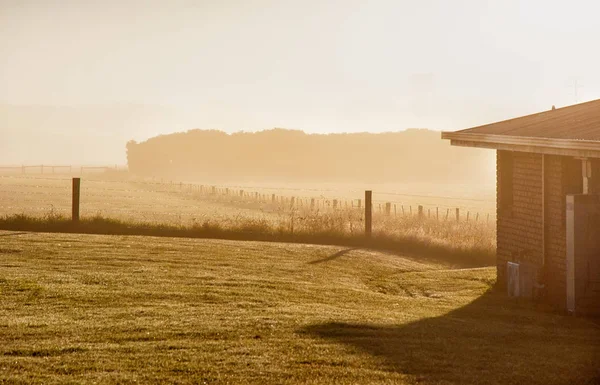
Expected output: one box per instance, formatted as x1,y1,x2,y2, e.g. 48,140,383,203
544,155,567,307
568,194,600,317
497,151,544,291
497,151,592,310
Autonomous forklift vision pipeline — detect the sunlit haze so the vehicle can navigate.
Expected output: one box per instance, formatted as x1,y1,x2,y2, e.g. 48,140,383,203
2,0,599,163
2,3,600,380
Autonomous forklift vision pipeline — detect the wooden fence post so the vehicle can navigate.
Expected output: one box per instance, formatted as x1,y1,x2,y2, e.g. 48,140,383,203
385,202,391,216
310,198,315,210
456,208,460,222
418,205,423,218
333,199,338,210
357,199,362,209
365,190,372,238
436,207,439,221
72,178,80,223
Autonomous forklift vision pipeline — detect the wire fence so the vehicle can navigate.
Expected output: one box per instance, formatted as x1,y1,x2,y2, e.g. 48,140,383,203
0,175,497,227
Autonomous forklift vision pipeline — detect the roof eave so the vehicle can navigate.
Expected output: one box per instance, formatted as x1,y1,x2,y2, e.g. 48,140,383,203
441,132,600,158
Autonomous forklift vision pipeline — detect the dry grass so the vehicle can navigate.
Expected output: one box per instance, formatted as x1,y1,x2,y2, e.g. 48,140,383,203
0,231,598,384
0,212,494,268
0,175,496,266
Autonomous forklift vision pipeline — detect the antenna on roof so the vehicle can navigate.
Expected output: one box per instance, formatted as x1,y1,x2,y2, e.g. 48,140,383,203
568,78,583,104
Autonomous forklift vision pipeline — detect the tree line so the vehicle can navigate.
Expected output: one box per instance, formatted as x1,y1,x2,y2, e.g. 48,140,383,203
126,128,491,183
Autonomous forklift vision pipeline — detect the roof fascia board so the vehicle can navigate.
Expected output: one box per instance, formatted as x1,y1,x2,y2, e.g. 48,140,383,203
448,139,600,158
442,131,600,153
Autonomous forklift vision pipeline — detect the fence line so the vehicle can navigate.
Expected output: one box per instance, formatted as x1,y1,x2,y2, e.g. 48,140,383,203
0,175,497,225
0,171,494,205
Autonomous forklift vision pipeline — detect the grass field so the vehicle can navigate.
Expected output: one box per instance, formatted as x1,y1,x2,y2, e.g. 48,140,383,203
1,231,598,384
0,175,496,264
0,175,496,224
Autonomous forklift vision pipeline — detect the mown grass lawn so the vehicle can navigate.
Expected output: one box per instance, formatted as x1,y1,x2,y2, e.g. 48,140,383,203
0,231,598,384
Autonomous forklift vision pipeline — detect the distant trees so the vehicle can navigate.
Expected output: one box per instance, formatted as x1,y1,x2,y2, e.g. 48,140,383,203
125,128,491,183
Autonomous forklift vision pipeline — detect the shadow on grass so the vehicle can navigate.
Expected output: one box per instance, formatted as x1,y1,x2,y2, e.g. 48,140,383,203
307,248,360,265
300,291,600,385
0,214,494,268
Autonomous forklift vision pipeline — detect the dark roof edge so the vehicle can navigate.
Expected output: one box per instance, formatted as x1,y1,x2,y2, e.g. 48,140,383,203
441,132,600,157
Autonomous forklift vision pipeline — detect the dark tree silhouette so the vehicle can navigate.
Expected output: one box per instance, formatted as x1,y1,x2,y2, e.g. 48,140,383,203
126,128,491,183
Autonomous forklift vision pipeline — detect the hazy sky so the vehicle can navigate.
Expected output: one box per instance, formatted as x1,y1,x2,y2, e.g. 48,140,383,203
2,0,600,137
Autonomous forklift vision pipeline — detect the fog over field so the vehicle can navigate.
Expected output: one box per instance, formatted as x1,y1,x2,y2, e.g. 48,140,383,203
3,1,599,168
3,2,600,384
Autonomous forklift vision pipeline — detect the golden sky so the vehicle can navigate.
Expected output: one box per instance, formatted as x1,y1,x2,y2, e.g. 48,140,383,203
1,0,599,162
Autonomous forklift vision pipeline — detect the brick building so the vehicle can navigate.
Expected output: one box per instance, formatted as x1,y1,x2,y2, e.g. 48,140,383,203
443,100,600,316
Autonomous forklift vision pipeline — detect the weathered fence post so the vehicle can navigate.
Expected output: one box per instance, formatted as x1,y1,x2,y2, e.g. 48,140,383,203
72,177,80,223
385,202,391,216
456,208,460,222
365,190,372,238
357,199,362,210
436,207,439,221
333,199,338,210
310,198,315,210
418,205,423,218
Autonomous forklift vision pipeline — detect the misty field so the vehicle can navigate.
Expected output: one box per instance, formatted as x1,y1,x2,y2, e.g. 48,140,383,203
0,231,598,384
0,174,496,265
